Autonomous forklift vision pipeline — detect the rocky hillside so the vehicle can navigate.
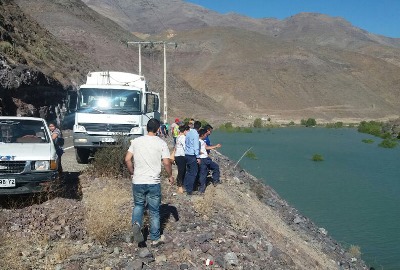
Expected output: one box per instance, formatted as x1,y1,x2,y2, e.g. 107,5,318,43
2,0,400,122
0,0,225,119
13,0,400,124
0,148,369,269
0,0,96,118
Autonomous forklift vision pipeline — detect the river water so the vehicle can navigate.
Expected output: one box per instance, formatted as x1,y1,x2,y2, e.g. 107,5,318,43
211,127,400,269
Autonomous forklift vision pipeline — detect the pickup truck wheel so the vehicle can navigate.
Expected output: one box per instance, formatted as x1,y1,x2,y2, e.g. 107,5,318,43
75,148,90,164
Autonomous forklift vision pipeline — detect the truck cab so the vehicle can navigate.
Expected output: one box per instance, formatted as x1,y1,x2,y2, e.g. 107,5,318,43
72,71,160,163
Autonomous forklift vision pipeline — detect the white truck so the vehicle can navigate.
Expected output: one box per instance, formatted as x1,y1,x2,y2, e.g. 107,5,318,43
0,116,59,194
71,71,160,164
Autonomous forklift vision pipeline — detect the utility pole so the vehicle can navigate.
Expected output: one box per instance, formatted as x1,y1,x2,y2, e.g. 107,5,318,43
127,41,177,124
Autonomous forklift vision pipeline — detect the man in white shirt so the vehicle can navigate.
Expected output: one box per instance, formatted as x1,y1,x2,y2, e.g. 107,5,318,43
125,118,174,246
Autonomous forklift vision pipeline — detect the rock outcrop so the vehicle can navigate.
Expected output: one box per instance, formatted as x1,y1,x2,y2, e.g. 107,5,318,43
0,55,66,121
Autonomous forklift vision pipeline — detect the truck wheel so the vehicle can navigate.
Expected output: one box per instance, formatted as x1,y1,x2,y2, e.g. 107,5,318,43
75,148,90,164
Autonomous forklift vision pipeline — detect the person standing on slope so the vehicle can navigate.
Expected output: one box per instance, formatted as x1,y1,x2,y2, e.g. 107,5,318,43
125,118,174,246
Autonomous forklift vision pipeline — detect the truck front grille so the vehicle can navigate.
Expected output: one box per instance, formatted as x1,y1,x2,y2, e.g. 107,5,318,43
83,123,137,133
0,161,26,174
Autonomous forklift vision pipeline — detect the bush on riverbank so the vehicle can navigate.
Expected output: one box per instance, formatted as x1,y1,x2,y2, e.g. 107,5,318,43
219,122,253,133
378,138,398,148
357,121,383,137
301,118,317,127
348,245,362,258
253,118,263,128
326,122,344,128
358,121,400,148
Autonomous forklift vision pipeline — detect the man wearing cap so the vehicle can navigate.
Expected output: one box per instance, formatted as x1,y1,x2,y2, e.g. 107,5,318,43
171,118,180,145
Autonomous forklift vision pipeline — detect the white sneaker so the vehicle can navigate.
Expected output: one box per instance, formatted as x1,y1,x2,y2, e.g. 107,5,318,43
151,234,165,247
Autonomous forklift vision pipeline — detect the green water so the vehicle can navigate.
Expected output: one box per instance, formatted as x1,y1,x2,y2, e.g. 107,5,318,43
211,127,400,269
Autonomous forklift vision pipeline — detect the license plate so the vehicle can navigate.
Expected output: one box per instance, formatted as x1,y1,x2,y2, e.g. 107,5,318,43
0,179,16,187
101,138,115,143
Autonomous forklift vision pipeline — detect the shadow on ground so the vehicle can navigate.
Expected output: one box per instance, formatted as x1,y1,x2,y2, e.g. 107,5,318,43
0,171,82,209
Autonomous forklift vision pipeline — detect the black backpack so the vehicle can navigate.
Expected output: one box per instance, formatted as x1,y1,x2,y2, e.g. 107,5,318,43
55,137,64,147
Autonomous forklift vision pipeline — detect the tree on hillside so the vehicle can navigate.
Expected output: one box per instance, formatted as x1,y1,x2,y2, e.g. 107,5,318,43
253,118,263,128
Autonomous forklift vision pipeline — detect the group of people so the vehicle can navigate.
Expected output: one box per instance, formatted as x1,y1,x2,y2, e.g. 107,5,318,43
172,118,221,195
124,117,221,247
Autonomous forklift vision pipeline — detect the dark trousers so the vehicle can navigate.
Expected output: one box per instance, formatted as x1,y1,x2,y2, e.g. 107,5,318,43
175,155,186,187
198,157,220,193
184,155,198,194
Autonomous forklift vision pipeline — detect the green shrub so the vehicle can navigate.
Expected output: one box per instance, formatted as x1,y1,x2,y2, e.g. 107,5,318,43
326,122,344,128
242,127,253,133
253,118,263,128
378,139,398,148
301,118,317,127
224,122,233,129
89,135,131,177
357,121,382,137
380,132,392,139
362,139,374,144
288,121,295,126
200,119,209,127
0,41,13,54
312,153,324,161
219,125,235,133
245,150,258,160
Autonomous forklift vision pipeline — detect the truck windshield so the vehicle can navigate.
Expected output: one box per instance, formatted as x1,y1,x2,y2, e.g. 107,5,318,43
78,88,141,114
0,119,49,143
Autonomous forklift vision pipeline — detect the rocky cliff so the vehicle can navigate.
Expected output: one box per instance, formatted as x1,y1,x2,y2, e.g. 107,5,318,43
0,0,94,120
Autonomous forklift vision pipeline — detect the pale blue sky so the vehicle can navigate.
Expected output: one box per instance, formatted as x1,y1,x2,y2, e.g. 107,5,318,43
185,0,400,38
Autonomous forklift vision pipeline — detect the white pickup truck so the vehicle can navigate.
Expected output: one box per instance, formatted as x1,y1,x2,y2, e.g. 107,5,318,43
0,116,59,194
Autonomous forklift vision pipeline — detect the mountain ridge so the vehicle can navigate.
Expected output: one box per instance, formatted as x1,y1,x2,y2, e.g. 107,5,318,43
6,0,400,124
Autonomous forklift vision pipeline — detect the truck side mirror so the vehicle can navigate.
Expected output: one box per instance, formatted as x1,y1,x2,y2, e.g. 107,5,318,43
67,90,78,112
154,96,159,111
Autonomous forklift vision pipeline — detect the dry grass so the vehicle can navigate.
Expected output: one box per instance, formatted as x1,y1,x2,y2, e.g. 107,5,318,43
0,231,80,270
43,240,77,267
348,245,362,258
192,185,253,232
88,136,131,178
0,233,49,270
192,187,217,216
84,178,131,243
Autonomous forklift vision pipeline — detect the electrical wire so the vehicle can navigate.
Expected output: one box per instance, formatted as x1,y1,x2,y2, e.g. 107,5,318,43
142,0,169,33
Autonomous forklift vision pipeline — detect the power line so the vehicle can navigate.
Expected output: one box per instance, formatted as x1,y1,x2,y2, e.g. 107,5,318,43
127,41,177,124
111,0,135,27
142,0,169,33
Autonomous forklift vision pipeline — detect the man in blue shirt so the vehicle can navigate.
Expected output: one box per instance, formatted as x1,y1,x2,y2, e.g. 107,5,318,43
184,120,201,195
203,124,213,154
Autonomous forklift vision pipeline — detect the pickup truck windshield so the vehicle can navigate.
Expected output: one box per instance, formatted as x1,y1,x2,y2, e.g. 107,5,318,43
78,88,141,114
0,119,49,143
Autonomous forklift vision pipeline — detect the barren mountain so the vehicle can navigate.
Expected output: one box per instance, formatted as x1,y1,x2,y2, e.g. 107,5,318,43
10,0,400,124
0,0,96,117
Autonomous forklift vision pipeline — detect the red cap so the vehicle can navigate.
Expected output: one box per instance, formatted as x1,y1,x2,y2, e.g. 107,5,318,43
175,118,179,123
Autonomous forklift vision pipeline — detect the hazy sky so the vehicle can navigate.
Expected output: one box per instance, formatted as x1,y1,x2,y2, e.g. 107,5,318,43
185,0,400,38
